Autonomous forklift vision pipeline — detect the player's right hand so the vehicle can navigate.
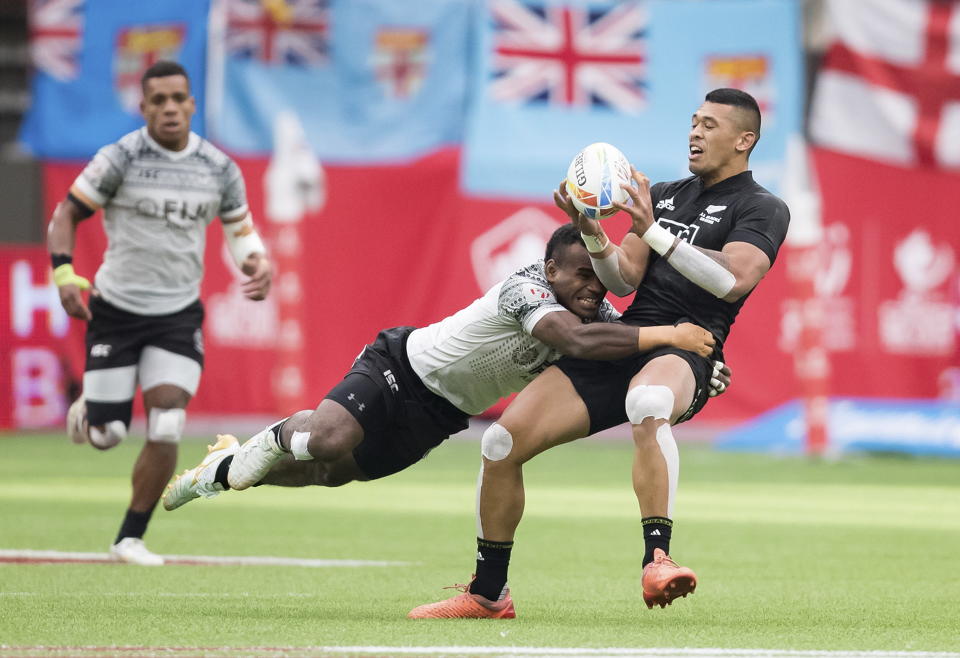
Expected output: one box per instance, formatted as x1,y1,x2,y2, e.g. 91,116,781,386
673,322,715,357
58,284,92,321
553,179,601,237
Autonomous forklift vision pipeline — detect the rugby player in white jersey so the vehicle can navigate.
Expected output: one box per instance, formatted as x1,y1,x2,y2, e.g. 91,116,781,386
163,224,729,519
47,61,272,566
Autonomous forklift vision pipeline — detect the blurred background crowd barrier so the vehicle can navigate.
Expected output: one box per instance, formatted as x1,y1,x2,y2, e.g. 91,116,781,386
1,0,958,457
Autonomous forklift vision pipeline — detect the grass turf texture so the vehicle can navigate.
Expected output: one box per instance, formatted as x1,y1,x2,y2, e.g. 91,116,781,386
0,433,958,652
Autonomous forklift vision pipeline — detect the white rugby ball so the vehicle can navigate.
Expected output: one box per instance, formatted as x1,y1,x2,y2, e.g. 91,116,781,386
565,142,632,219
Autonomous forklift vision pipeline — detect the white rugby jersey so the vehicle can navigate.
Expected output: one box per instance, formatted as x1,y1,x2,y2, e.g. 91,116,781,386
406,260,620,415
69,128,248,315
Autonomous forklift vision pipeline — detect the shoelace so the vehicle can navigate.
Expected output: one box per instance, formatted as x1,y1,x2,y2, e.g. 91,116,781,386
442,582,470,593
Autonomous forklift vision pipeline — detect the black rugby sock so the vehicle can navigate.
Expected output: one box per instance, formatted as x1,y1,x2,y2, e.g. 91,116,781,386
214,455,233,489
115,507,154,544
268,418,290,451
470,538,513,601
642,516,673,566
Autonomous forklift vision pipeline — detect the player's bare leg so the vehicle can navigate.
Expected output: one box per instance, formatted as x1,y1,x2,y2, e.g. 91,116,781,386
111,384,188,565
409,365,590,619
165,399,367,510
627,355,698,608
229,399,366,490
259,401,367,486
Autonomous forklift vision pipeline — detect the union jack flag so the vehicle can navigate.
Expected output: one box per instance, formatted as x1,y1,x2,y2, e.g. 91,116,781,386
489,0,648,113
28,0,84,81
226,0,329,66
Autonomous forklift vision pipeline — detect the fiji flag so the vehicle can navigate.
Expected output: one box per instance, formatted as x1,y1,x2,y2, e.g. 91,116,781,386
20,0,210,159
463,0,803,200
210,0,470,162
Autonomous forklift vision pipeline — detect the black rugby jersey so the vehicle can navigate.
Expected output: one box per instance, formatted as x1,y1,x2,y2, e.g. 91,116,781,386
620,170,790,353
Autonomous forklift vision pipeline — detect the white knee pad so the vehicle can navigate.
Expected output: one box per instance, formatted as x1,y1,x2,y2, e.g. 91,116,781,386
625,385,674,425
89,421,127,450
147,408,186,444
481,423,513,461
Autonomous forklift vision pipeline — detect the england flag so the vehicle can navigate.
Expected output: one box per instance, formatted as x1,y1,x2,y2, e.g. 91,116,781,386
809,0,960,170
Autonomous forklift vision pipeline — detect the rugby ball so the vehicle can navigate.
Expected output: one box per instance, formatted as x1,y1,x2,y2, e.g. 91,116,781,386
565,142,632,219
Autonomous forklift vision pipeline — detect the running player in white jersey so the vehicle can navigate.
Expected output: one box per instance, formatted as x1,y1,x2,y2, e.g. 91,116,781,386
163,224,727,514
47,61,272,566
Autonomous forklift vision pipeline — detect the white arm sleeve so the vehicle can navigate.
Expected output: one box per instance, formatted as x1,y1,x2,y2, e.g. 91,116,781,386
642,223,735,298
222,215,267,268
588,250,636,297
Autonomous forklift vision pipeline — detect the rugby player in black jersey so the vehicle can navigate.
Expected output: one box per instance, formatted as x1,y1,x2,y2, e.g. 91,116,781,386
410,88,789,618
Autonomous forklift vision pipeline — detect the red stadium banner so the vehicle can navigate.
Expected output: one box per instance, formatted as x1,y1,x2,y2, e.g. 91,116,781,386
0,245,78,430
33,145,960,431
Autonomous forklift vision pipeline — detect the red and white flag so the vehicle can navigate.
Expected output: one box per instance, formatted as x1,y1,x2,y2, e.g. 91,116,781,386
810,0,960,169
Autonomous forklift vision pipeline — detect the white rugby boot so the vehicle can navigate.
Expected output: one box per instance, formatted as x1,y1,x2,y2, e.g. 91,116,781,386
109,537,164,566
67,395,88,444
227,423,288,490
163,434,239,511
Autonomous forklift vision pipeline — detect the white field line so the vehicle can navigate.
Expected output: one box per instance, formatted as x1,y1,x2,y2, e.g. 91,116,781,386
0,548,410,567
0,647,958,658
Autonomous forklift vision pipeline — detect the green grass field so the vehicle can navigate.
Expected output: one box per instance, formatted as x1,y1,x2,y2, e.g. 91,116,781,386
1,432,959,655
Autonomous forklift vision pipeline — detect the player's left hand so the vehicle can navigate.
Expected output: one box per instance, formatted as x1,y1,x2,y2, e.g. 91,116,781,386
613,166,655,235
241,253,272,301
709,360,732,397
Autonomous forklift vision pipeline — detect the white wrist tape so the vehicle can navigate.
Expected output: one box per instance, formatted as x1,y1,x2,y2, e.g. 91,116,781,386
642,223,736,298
641,222,676,255
580,231,609,254
589,250,635,296
223,215,266,268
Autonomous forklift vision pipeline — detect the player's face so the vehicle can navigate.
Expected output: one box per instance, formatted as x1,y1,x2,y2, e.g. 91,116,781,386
140,75,195,151
688,102,753,179
546,243,607,321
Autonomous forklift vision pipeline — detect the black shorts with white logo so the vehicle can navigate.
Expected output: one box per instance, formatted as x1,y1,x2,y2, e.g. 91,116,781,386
324,326,470,480
555,346,713,435
86,295,205,372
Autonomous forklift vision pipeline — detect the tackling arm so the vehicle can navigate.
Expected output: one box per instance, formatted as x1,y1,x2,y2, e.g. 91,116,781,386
531,311,715,360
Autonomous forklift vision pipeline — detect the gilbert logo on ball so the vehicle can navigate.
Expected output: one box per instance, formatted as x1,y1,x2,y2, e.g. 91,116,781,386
565,142,632,219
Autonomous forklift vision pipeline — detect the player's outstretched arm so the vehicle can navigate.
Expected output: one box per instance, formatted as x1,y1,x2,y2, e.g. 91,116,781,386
47,198,93,321
553,180,650,296
532,312,714,360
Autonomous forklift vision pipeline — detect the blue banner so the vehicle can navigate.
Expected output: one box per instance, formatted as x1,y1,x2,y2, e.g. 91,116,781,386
715,399,960,458
20,0,210,159
210,0,471,161
461,0,802,199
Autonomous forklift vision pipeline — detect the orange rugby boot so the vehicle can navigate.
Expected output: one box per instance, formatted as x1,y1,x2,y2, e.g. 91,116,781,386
641,548,697,609
408,581,516,619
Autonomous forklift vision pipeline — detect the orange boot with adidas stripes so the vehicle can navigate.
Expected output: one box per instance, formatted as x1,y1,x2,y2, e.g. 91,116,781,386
407,579,516,619
641,547,697,609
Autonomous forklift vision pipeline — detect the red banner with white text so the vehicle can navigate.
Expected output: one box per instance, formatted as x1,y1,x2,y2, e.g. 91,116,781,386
11,147,956,432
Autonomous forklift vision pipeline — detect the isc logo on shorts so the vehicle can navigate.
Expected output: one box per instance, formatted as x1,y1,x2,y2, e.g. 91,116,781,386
90,343,112,358
383,369,399,393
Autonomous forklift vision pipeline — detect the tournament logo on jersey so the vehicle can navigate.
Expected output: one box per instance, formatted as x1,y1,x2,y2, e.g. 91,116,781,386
703,55,774,121
370,28,430,100
488,0,648,113
113,24,186,113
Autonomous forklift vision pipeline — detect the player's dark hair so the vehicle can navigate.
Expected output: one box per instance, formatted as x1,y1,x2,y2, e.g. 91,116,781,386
141,61,190,92
545,223,585,263
705,87,761,155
